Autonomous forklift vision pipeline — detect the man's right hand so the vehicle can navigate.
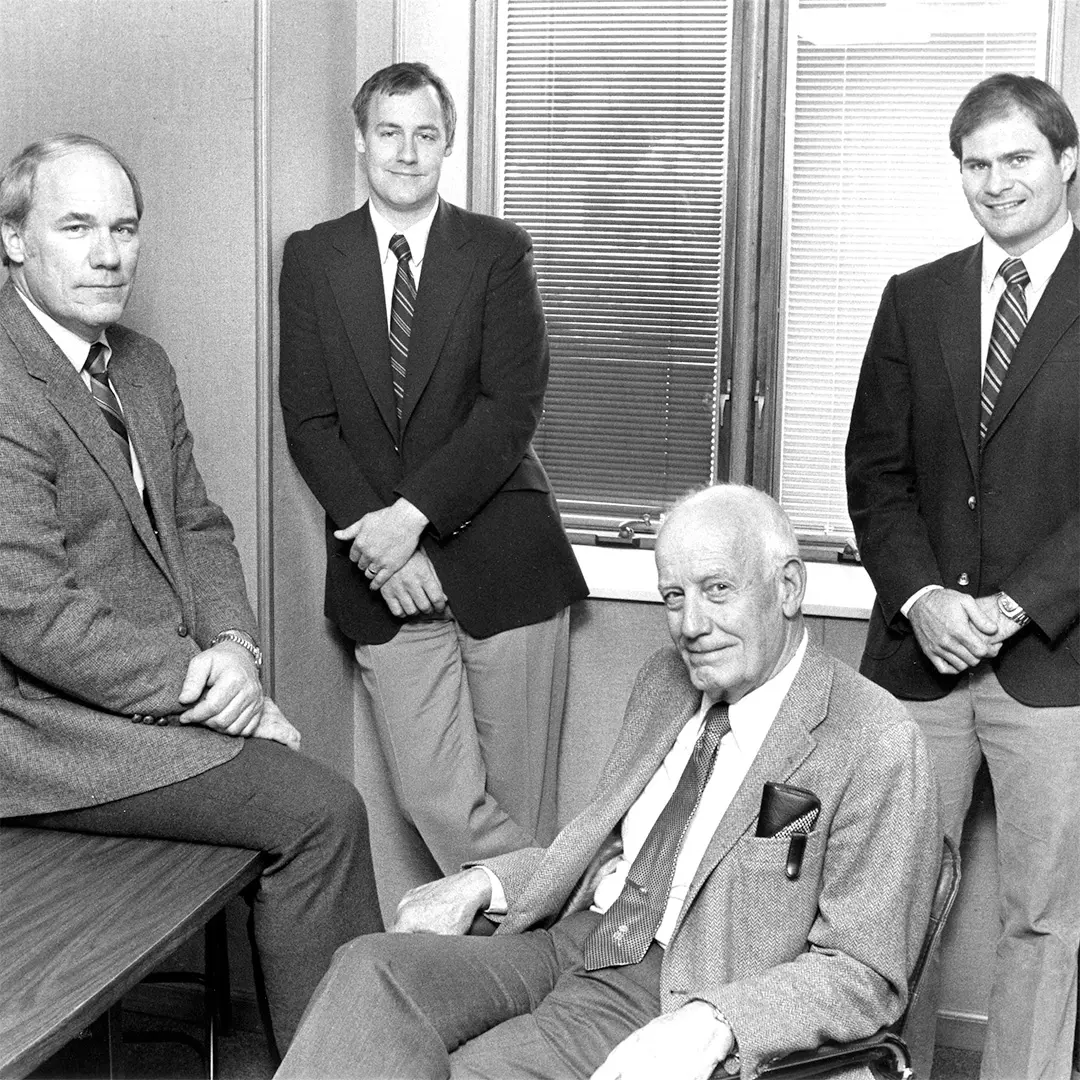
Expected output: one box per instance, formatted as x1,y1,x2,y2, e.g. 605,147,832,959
909,588,1001,674
392,867,492,935
379,549,448,619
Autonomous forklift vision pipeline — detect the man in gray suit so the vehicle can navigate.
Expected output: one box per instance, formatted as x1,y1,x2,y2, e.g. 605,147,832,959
277,484,941,1080
0,134,381,1053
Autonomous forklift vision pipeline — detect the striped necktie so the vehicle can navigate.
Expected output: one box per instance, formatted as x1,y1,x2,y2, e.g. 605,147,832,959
980,257,1029,442
84,341,132,470
388,233,416,426
582,702,731,970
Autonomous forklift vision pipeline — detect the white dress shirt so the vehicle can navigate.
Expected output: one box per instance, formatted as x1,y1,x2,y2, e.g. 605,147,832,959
368,200,439,325
13,285,146,494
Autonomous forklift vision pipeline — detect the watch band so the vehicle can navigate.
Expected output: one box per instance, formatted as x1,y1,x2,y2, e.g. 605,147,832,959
996,592,1030,628
211,629,263,670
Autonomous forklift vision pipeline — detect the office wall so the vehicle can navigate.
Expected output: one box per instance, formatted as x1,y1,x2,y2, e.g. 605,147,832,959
0,0,260,600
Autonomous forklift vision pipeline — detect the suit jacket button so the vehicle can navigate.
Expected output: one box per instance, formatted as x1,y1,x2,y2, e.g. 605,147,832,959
177,624,189,637
967,496,976,510
957,572,970,586
131,714,142,724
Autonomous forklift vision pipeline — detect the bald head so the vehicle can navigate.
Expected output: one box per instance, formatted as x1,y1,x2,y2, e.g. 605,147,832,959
655,485,806,703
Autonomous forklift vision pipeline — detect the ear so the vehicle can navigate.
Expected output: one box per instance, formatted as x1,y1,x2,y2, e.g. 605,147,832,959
1,221,26,265
1059,144,1078,184
777,556,807,619
354,127,367,156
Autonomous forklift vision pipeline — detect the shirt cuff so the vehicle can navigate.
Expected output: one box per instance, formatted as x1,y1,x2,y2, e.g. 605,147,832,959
901,583,944,619
477,866,508,914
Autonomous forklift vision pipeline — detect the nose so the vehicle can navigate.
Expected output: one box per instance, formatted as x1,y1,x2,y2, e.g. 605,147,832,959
679,593,710,641
398,135,418,163
985,161,1013,196
89,228,121,269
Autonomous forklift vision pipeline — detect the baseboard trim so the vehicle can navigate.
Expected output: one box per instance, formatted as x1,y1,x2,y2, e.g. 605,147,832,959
937,1010,988,1053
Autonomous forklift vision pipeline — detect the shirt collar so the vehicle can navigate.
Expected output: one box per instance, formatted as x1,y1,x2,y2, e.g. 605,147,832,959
980,214,1074,293
12,283,110,371
369,198,440,269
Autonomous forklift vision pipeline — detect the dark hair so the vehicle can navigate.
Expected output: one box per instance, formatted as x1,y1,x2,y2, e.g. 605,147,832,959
949,74,1078,182
351,61,457,150
0,134,143,267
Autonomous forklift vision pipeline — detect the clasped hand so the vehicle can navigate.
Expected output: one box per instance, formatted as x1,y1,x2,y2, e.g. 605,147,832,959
909,589,1022,675
334,498,429,590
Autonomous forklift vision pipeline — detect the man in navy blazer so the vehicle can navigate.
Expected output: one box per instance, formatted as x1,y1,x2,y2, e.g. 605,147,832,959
279,63,587,897
846,74,1079,1079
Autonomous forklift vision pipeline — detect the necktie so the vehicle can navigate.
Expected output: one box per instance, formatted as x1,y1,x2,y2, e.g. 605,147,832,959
980,257,1029,442
84,342,132,471
388,234,416,425
582,702,732,970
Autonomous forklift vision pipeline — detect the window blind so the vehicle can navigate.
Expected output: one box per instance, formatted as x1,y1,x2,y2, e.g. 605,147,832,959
498,0,732,523
778,0,1050,542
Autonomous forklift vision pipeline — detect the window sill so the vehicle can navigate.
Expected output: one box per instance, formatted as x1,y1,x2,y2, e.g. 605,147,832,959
572,544,875,621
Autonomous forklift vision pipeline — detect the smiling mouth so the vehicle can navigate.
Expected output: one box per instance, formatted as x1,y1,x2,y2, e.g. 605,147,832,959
984,199,1025,211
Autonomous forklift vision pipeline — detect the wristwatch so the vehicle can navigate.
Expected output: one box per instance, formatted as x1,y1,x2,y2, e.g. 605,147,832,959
996,592,1030,628
211,629,263,671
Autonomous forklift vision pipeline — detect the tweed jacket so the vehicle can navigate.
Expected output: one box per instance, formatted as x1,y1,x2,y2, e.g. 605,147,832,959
846,229,1079,705
278,198,587,645
0,280,255,816
482,643,940,1079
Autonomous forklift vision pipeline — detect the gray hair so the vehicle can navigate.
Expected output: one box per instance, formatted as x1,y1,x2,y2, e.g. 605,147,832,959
0,134,143,267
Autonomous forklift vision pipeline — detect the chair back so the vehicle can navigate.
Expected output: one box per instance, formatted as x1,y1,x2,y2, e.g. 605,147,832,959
900,835,961,1031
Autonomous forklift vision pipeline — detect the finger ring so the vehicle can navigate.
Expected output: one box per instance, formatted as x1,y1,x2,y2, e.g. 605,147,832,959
365,566,376,577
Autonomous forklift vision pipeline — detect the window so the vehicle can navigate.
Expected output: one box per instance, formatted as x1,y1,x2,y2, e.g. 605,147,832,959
489,0,1059,544
777,0,1052,541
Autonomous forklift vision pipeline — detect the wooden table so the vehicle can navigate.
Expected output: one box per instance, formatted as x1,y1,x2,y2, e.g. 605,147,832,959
0,826,265,1079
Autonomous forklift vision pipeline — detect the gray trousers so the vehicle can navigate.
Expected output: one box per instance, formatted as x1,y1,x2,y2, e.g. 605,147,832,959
906,667,1080,1080
276,909,663,1080
355,607,570,886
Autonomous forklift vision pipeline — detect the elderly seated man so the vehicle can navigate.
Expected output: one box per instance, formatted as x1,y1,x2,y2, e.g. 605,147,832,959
276,483,941,1080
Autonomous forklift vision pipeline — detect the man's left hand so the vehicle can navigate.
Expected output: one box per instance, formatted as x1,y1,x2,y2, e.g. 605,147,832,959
591,1002,734,1080
176,641,263,735
333,498,429,589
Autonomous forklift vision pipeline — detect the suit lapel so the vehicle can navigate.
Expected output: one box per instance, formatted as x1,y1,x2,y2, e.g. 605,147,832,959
935,243,983,478
0,284,172,581
399,201,476,431
325,208,400,439
673,645,828,935
983,228,1079,447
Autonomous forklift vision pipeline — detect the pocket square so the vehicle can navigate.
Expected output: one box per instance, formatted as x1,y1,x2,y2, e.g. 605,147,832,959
756,782,820,880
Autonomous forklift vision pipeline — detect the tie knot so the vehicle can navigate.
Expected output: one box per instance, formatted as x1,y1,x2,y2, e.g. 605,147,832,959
999,257,1029,291
84,341,107,377
703,701,731,741
389,234,412,264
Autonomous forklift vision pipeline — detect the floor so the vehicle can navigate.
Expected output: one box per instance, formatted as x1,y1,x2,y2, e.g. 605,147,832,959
27,1010,278,1080
27,1012,982,1080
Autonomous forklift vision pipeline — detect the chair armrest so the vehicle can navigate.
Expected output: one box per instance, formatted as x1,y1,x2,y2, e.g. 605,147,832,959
746,1031,910,1079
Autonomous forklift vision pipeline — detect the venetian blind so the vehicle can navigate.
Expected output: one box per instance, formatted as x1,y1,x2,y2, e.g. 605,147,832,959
498,0,732,524
778,0,1050,542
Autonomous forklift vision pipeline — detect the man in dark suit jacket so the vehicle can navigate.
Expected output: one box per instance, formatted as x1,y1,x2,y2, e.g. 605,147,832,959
279,62,587,894
846,74,1079,1079
0,134,380,1053
275,484,940,1080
